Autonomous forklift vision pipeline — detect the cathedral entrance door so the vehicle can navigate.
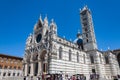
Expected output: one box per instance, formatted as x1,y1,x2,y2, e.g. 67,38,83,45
40,50,48,74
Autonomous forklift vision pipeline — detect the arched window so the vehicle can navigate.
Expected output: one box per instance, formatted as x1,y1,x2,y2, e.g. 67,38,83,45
90,55,94,64
59,47,62,59
13,73,15,76
69,50,72,61
77,52,79,62
8,73,10,76
18,66,21,70
83,54,85,63
17,73,19,76
99,55,102,64
3,73,6,76
105,56,109,64
9,66,12,69
14,66,16,69
4,66,7,69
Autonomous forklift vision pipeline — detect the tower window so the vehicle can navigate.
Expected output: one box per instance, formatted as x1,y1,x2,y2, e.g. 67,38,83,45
83,23,87,26
81,11,86,15
59,47,62,59
85,28,88,32
69,50,72,61
83,18,87,21
90,55,94,64
86,39,89,43
86,34,88,37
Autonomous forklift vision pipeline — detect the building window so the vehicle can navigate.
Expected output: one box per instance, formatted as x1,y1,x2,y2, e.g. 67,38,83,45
18,66,21,70
17,73,19,76
3,73,6,76
69,50,72,61
77,52,79,62
59,47,62,59
86,34,88,38
99,55,102,64
86,39,89,43
14,66,16,69
105,56,109,64
92,69,96,73
8,73,10,76
90,55,94,64
83,18,87,21
85,28,88,32
9,66,12,69
83,54,85,63
13,73,15,76
4,66,7,69
83,23,87,26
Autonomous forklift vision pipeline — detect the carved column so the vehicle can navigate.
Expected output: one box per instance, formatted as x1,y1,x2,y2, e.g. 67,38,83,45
25,63,29,76
38,59,42,76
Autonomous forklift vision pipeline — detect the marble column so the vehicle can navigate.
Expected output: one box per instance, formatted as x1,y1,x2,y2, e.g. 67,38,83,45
25,63,28,76
30,62,35,76
38,61,42,76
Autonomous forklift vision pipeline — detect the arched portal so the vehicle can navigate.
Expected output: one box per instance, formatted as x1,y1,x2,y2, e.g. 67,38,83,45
40,50,48,74
117,53,120,68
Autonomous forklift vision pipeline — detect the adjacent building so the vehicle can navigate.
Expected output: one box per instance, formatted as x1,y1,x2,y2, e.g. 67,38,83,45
0,54,23,79
23,6,120,80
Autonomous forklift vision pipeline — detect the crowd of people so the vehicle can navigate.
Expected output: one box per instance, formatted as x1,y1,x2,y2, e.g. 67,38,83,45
24,74,120,80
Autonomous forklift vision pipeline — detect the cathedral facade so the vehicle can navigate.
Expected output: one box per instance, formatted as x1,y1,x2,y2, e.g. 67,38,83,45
23,6,120,80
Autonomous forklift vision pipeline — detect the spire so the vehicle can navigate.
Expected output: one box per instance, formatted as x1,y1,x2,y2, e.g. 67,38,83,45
33,22,37,31
44,14,48,21
39,14,42,21
51,18,54,23
44,14,48,25
80,5,90,13
39,14,41,19
83,5,88,10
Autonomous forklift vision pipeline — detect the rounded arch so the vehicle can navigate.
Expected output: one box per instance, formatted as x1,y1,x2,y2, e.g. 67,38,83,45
33,53,38,61
40,50,47,60
59,47,63,59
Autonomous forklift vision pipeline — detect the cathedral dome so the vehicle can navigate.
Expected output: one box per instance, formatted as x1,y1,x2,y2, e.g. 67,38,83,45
77,38,83,45
74,38,83,45
74,31,84,50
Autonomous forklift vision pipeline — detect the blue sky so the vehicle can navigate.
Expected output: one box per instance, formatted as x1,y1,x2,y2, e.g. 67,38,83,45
0,0,120,57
